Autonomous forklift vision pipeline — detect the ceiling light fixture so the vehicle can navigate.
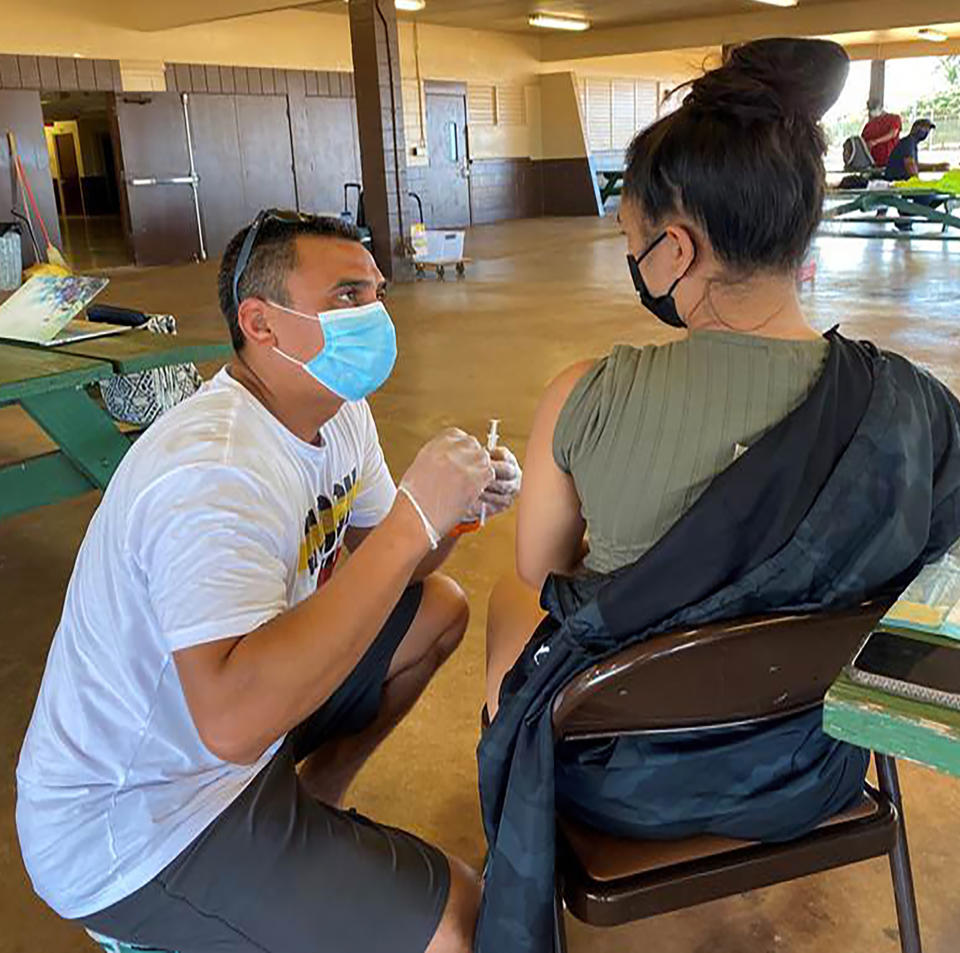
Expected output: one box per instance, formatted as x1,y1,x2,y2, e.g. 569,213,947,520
747,0,799,7
529,13,591,31
918,28,949,42
395,0,426,11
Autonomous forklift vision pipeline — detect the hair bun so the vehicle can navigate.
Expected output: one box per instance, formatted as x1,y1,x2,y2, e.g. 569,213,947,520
685,38,849,123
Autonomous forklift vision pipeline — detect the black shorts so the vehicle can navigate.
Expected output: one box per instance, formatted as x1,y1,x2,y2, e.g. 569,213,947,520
83,584,450,953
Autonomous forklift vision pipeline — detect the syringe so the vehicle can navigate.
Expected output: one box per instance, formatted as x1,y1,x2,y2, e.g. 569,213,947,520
480,419,500,527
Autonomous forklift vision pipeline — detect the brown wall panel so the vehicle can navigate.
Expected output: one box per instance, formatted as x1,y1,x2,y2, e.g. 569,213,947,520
539,158,602,216
56,58,79,90
205,65,222,94
174,63,191,92
0,89,62,265
75,59,96,90
315,72,328,97
290,96,361,215
233,67,249,94
246,67,262,95
219,66,235,94
0,56,21,88
285,69,305,98
37,57,59,89
190,64,207,93
92,59,114,91
260,68,275,95
18,56,41,89
469,158,543,224
235,95,296,212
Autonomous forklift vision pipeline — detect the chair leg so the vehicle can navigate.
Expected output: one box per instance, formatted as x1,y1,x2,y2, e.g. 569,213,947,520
876,754,923,953
554,879,568,953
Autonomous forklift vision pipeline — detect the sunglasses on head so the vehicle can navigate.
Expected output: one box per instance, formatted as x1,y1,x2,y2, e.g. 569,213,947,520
231,208,319,313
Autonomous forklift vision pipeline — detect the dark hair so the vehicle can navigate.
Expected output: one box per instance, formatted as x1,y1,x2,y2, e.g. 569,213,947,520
623,38,850,275
217,214,361,351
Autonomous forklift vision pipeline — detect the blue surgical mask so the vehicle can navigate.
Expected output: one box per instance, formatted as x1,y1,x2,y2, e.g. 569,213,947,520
270,300,397,402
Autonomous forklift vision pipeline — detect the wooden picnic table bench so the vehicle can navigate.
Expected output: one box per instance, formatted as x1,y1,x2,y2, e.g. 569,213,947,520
822,188,960,240
0,332,229,519
824,625,960,780
596,169,624,205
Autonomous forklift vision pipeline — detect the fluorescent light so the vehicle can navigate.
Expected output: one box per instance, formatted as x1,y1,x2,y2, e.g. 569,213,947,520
747,0,799,6
529,13,591,31
395,0,426,10
918,28,949,42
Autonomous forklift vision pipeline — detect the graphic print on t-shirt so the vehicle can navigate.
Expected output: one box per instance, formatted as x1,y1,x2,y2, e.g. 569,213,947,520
299,466,360,586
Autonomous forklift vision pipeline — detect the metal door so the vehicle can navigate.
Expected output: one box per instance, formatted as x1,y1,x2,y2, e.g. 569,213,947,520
425,92,470,227
113,92,204,265
186,93,246,258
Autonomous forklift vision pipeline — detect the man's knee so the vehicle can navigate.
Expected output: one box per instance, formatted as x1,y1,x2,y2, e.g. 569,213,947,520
389,575,470,679
426,854,480,953
423,574,470,660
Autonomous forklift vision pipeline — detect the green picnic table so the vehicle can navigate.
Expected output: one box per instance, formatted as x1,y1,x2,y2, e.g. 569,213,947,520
824,625,960,780
596,169,624,204
0,331,230,519
822,188,960,240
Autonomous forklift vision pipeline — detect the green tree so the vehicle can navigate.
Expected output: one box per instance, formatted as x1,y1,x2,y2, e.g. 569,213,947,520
940,55,960,87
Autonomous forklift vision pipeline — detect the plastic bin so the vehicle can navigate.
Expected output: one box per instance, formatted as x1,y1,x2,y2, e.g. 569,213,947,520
0,223,22,291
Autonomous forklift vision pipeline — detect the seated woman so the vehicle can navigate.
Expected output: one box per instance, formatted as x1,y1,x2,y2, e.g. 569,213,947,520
478,37,960,953
487,40,845,720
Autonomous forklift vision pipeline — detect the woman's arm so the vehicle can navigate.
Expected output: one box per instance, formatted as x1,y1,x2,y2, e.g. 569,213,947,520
516,361,595,590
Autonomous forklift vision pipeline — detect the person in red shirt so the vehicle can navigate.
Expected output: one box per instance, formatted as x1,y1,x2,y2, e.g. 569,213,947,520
862,99,902,167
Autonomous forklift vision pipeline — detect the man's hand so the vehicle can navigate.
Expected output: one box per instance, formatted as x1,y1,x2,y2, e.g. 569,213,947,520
466,445,523,521
400,429,496,543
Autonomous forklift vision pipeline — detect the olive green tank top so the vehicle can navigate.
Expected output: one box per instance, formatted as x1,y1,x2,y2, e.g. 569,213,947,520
553,331,829,575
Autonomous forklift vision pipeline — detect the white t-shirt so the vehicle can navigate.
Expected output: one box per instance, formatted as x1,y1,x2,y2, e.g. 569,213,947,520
16,369,397,919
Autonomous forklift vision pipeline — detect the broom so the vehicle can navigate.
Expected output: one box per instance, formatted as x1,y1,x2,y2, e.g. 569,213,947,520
6,131,71,272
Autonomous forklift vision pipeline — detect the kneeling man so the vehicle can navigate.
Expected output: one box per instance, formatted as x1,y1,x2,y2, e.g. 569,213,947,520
17,212,520,953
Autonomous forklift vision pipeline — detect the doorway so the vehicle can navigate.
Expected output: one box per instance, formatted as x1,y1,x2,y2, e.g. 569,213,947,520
425,86,471,228
40,90,131,269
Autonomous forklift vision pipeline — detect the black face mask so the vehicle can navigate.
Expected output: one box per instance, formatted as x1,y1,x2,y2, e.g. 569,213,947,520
627,232,693,329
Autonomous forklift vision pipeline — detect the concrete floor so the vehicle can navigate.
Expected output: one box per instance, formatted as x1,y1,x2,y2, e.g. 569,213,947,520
57,215,133,272
2,217,960,952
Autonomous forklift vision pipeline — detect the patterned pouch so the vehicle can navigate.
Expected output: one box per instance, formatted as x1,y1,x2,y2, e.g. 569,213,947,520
99,315,202,426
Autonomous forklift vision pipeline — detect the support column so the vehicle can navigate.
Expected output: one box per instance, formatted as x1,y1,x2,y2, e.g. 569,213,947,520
349,0,411,281
869,59,886,110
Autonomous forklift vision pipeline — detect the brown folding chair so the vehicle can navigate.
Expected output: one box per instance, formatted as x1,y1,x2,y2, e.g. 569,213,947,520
552,601,922,953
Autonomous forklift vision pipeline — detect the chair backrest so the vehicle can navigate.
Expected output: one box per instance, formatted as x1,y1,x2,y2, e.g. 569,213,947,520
552,601,891,740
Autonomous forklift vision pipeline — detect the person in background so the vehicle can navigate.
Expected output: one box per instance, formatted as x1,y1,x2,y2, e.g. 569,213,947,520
884,118,950,182
884,118,952,227
861,100,902,167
